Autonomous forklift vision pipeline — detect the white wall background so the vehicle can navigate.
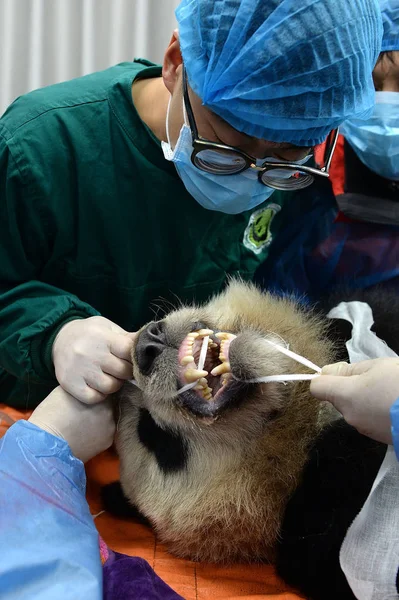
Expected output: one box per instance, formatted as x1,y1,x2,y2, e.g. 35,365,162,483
0,0,180,114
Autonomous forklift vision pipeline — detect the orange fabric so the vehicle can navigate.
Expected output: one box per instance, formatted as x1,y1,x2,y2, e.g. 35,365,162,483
315,133,358,224
314,133,345,197
0,404,304,600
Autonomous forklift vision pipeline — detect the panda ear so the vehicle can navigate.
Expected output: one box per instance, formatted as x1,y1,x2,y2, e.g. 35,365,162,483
101,481,150,526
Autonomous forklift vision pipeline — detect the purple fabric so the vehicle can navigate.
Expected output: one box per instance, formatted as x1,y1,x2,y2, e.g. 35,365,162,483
103,548,184,600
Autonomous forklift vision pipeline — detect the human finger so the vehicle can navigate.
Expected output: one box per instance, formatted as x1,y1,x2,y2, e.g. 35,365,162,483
109,333,134,361
63,379,107,405
320,360,385,377
84,372,124,397
310,373,360,409
101,355,133,380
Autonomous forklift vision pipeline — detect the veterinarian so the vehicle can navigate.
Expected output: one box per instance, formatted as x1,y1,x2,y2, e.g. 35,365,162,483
0,0,383,408
256,0,399,299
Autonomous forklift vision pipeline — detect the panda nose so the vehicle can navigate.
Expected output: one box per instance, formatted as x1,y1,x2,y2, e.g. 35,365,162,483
135,321,166,375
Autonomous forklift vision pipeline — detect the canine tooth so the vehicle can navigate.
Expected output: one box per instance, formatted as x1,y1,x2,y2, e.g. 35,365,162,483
184,369,208,383
180,355,195,366
197,328,214,336
216,332,236,340
211,362,231,376
215,332,229,340
210,342,218,349
187,332,199,339
221,373,231,385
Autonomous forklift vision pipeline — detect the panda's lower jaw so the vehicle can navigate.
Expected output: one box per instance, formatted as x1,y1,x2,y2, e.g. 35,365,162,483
177,376,250,420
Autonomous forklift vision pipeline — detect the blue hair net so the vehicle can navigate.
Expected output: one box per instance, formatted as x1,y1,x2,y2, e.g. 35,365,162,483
380,0,399,51
176,0,383,147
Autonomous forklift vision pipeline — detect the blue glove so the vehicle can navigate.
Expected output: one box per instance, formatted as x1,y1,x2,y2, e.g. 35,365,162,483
0,421,102,600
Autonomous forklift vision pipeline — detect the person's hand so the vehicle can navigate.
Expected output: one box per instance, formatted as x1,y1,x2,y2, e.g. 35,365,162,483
52,317,136,403
28,386,115,462
310,358,399,445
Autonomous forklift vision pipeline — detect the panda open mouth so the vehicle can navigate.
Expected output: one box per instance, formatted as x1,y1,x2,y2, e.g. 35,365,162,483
178,328,237,401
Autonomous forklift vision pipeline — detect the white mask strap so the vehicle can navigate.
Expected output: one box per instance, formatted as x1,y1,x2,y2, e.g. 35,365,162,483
166,92,189,145
182,94,189,126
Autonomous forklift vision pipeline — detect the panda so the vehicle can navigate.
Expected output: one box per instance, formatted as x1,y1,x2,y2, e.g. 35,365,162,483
103,280,398,600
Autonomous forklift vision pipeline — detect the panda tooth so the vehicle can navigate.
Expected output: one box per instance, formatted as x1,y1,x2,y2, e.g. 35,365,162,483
221,373,232,385
197,328,214,336
199,377,208,386
216,332,236,340
184,369,208,382
188,332,199,339
180,355,195,366
211,362,231,376
215,332,228,340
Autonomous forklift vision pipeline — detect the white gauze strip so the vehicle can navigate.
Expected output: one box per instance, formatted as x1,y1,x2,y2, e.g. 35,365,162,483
233,339,321,384
175,335,209,394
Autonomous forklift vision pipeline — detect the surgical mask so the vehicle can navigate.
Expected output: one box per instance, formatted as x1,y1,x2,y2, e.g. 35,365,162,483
161,98,275,214
341,91,399,181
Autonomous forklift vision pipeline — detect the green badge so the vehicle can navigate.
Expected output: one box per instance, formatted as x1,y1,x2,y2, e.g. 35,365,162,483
243,204,281,255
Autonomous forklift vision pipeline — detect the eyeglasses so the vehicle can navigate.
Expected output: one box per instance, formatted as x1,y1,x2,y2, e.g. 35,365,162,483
182,67,339,191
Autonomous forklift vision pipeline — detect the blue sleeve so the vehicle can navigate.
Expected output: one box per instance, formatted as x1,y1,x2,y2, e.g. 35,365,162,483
390,398,399,462
0,420,102,600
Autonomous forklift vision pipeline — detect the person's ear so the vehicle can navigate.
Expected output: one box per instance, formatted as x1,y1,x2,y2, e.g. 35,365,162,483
162,29,183,94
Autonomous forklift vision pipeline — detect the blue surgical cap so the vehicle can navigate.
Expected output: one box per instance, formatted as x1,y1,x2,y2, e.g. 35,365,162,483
176,0,383,147
381,0,399,51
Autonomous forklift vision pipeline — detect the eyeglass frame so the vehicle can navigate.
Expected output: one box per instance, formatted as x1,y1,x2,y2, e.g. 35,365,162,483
182,66,339,188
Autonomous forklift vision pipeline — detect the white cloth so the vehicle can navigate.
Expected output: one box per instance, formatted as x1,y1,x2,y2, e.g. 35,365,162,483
328,301,397,363
328,301,399,600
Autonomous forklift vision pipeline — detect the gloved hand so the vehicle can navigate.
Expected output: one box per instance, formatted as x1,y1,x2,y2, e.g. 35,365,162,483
310,358,399,445
52,316,135,403
28,386,115,462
